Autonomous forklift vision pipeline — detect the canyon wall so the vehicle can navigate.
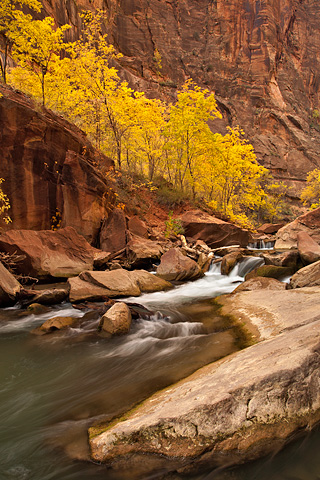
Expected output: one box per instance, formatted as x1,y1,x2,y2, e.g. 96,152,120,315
42,0,320,196
0,85,115,242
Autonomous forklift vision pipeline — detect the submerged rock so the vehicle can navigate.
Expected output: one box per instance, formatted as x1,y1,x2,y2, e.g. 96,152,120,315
32,316,78,335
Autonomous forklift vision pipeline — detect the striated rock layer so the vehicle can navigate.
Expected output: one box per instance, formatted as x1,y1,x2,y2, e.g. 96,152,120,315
0,85,115,242
43,0,320,195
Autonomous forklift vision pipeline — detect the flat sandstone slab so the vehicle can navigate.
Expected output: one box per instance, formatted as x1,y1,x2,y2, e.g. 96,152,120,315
218,286,320,341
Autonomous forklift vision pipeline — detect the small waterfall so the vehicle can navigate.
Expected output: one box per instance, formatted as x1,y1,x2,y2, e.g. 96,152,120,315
248,239,275,250
229,256,265,278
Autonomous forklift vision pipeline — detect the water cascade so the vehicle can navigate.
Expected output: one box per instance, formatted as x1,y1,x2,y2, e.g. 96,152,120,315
248,239,275,250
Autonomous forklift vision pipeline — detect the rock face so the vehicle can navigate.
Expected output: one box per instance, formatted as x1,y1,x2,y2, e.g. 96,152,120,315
0,227,98,279
275,208,320,249
43,0,320,195
0,85,114,242
181,210,251,248
156,248,202,282
0,261,21,306
99,302,132,335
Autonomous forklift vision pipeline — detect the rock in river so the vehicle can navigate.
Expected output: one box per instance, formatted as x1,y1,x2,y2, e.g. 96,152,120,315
99,302,132,336
68,269,172,302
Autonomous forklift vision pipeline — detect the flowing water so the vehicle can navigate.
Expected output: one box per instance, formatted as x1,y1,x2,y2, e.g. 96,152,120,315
0,258,318,480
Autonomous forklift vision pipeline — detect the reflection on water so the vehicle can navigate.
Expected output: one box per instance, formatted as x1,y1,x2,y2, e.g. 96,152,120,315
0,258,316,480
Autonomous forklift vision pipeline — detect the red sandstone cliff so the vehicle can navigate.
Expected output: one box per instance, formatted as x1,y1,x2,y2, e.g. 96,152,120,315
0,85,115,242
40,0,320,196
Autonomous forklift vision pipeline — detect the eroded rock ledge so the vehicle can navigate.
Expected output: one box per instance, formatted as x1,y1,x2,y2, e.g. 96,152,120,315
89,287,320,477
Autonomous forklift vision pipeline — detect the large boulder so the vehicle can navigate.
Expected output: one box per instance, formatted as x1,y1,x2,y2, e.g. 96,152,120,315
275,207,320,249
0,227,98,279
289,260,320,288
126,236,163,268
0,261,21,306
99,208,127,254
156,248,203,282
297,231,320,265
220,250,246,275
99,302,132,336
0,85,114,241
68,269,172,302
180,210,251,248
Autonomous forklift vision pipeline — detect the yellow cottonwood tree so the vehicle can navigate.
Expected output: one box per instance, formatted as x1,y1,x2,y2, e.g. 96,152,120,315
10,16,70,105
131,96,167,179
300,168,320,209
0,0,41,83
165,80,222,198
205,127,268,226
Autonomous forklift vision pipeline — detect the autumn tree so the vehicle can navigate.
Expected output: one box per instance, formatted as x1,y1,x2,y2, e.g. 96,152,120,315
165,80,222,198
10,16,70,105
204,127,268,227
131,96,167,179
0,0,41,83
300,168,320,209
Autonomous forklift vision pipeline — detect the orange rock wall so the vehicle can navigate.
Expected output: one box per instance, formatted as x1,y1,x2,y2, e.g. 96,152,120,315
0,85,115,242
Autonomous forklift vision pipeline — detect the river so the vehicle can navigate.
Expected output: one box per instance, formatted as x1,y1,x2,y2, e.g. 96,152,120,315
0,258,318,480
